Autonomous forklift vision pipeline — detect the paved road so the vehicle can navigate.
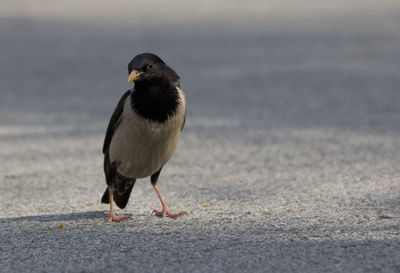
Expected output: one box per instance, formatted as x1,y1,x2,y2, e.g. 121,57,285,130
1,2,400,272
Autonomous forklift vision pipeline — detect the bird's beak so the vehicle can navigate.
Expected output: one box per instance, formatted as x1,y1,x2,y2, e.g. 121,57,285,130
128,70,141,83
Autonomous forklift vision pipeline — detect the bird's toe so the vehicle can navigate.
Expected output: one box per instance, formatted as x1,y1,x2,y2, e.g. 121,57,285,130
152,209,187,219
106,213,131,223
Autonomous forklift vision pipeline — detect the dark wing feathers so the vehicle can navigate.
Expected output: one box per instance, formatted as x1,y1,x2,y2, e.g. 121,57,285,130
102,90,131,154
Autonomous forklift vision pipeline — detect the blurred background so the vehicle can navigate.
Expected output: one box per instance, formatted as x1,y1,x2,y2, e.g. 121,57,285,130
1,0,400,134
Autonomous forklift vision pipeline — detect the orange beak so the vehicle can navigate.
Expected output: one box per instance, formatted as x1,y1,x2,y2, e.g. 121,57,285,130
128,70,140,83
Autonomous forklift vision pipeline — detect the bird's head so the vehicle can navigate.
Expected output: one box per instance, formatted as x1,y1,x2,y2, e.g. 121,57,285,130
127,53,179,86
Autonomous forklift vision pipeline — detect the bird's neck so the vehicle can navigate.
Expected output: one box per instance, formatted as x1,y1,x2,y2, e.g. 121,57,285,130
130,81,180,123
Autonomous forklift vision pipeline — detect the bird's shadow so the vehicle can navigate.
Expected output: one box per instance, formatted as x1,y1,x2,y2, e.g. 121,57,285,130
0,210,130,223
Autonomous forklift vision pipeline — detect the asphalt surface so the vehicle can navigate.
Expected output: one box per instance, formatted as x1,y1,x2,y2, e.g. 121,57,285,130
1,2,400,272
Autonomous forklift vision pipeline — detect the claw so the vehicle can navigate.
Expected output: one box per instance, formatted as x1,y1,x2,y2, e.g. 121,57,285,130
106,213,131,223
153,209,187,219
152,184,187,219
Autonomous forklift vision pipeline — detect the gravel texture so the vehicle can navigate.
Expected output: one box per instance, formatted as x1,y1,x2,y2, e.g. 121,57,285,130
1,1,400,272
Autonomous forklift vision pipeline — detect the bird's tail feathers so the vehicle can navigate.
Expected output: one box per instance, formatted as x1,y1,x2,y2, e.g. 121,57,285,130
101,187,110,204
101,180,136,209
114,181,135,209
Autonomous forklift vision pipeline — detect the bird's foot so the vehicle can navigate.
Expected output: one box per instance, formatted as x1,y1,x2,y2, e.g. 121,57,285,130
152,209,187,219
106,213,131,223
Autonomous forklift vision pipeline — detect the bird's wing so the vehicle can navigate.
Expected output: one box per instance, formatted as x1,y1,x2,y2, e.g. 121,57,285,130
102,90,131,154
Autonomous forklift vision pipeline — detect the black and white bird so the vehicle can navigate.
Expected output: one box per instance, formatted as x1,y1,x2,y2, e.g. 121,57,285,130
101,53,187,222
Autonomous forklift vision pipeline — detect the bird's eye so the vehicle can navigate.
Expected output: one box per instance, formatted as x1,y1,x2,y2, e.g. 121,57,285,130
142,63,152,72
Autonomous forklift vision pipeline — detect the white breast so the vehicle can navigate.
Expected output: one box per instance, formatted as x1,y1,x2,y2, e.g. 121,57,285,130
109,89,186,178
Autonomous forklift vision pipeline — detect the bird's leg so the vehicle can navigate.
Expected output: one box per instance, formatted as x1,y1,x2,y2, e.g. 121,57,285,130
152,185,187,219
106,187,130,222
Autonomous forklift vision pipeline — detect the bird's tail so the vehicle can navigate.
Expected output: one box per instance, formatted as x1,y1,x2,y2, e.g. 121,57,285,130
101,180,136,209
101,187,111,204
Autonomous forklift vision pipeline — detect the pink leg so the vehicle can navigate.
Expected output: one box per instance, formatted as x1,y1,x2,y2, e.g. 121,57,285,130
152,185,187,219
106,187,131,223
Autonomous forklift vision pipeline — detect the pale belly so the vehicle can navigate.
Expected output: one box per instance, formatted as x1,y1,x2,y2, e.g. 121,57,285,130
109,99,184,178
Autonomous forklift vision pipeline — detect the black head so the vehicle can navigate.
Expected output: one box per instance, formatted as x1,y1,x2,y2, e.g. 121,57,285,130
127,53,179,86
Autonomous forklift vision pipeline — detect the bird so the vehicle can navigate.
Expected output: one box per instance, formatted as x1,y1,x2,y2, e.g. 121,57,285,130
101,53,187,222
